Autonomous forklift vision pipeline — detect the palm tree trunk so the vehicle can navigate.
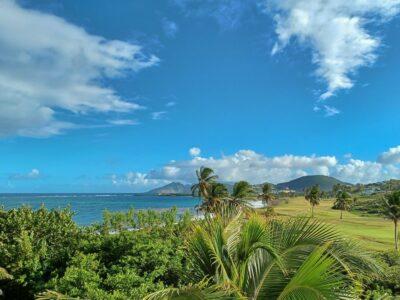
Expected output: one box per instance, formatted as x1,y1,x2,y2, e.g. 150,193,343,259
311,205,314,218
395,220,398,251
340,210,343,220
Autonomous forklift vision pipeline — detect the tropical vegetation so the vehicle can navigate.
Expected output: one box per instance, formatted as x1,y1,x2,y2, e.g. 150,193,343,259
383,191,400,251
333,190,352,219
305,185,321,217
146,207,381,299
0,167,400,299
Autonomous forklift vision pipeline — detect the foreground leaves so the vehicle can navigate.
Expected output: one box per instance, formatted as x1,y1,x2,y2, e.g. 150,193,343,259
147,209,381,299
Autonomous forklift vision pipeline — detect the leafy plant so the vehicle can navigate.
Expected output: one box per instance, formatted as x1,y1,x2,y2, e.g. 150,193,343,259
146,210,381,299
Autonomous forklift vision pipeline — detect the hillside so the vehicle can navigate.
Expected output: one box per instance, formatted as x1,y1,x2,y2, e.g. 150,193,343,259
145,182,192,195
276,175,350,192
145,176,349,195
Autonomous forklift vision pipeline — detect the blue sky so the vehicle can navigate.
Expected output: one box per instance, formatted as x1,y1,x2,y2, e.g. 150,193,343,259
1,0,400,192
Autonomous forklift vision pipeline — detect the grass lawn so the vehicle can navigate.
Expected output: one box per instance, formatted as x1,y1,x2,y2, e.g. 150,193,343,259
273,197,395,252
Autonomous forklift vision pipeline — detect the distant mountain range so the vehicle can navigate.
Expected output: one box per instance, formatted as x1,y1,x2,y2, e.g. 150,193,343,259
144,175,351,195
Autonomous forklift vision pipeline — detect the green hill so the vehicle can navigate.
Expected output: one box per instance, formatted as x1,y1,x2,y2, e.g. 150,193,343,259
276,175,350,192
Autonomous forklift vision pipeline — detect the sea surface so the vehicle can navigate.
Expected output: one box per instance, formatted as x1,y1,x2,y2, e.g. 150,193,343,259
0,193,200,226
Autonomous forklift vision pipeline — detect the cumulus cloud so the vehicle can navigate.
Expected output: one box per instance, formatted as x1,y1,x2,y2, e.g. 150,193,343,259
332,159,386,183
0,0,158,138
189,147,201,157
378,145,400,165
9,169,41,180
147,150,339,184
116,146,400,186
268,0,400,99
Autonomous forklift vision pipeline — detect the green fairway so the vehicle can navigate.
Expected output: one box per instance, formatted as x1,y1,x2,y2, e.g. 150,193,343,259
273,197,395,251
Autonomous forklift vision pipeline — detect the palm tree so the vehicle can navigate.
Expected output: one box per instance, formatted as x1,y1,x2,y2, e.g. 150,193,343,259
191,166,218,201
197,182,229,213
230,181,254,207
383,191,400,251
334,190,351,219
305,185,321,217
259,183,274,207
145,210,380,299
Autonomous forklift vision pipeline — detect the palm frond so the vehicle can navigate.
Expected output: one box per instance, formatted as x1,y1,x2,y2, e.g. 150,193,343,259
275,243,354,300
144,279,235,300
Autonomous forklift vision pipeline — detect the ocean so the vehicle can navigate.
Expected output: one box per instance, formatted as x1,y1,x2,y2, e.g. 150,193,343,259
0,193,200,226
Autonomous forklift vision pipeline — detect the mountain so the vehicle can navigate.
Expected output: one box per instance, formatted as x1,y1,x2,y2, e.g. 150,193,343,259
145,175,350,195
145,182,192,195
276,175,350,192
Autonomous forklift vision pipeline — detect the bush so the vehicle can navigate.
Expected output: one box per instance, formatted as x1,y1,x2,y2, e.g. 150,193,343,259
0,206,191,300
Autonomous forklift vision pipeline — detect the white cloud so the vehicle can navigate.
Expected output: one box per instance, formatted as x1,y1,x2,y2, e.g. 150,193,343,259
147,150,339,184
332,159,386,183
0,0,158,138
9,168,41,180
323,105,340,117
111,172,169,190
267,0,400,99
108,119,139,126
125,145,400,186
378,145,400,164
189,147,201,157
151,111,167,120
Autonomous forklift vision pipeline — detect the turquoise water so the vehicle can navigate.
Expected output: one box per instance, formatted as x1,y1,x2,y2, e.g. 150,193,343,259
0,194,200,226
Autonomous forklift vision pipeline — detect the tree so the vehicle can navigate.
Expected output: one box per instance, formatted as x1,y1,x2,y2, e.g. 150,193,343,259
230,181,254,207
259,183,275,207
383,191,400,251
305,185,321,217
334,191,352,219
197,182,229,213
0,206,80,299
191,167,218,200
145,211,381,299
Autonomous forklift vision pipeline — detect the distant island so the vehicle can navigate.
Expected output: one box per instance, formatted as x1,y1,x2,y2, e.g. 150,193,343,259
144,182,192,195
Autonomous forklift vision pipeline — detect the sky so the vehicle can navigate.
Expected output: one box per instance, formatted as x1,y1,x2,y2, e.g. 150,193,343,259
1,0,400,192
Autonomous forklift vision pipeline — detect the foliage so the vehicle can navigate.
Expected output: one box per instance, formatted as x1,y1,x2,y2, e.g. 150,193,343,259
305,185,321,217
350,196,385,216
363,251,400,298
196,182,229,213
383,191,400,251
231,181,253,201
333,190,352,219
0,206,191,300
191,166,218,199
0,205,80,299
259,183,274,206
147,209,382,299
